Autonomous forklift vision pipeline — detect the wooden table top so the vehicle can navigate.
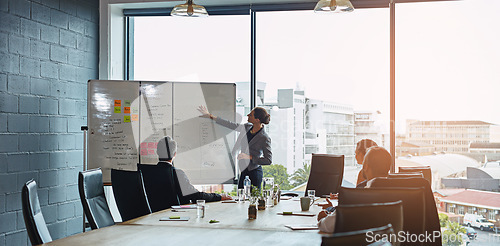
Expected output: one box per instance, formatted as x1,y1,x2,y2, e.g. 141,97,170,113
44,198,330,246
125,197,323,231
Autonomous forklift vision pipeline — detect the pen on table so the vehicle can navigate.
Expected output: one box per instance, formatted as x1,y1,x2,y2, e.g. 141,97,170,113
171,209,186,212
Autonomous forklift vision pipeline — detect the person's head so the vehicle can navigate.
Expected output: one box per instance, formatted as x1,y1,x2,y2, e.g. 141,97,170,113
362,146,392,181
355,139,378,164
247,107,270,125
157,136,177,162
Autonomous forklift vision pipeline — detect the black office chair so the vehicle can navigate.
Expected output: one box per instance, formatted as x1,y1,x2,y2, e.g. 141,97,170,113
398,166,432,185
322,224,395,246
334,201,403,240
387,172,423,179
137,163,181,212
338,187,426,245
22,180,53,245
305,154,344,197
111,169,152,221
366,177,441,245
78,168,115,230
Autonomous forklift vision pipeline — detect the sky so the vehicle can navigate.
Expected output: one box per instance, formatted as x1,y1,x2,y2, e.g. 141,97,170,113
133,0,500,133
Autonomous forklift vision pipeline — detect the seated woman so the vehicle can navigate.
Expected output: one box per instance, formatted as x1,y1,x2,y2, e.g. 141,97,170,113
317,146,391,233
355,139,378,185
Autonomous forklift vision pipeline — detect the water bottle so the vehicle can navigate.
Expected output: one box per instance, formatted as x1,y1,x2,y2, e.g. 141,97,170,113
244,176,251,201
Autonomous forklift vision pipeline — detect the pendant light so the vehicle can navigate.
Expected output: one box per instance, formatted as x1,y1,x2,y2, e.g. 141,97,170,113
171,0,209,17
314,0,354,13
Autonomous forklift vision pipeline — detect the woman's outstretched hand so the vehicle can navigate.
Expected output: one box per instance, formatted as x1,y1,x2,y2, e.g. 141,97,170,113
197,105,211,118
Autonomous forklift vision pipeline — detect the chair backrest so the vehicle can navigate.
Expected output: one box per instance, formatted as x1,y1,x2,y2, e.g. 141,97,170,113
335,201,403,238
111,169,152,221
22,180,52,245
398,166,431,185
322,224,395,246
78,168,115,229
137,163,181,212
305,154,344,196
366,177,442,246
387,172,423,179
338,187,426,242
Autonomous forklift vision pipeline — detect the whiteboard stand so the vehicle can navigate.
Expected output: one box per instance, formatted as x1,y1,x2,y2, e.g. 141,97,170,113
81,126,88,232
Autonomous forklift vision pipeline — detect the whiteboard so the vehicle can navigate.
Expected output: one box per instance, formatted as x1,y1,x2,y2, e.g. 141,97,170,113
87,80,236,184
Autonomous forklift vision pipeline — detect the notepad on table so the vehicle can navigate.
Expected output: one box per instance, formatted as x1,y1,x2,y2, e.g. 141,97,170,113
284,224,319,230
277,212,315,217
160,216,190,221
171,204,197,209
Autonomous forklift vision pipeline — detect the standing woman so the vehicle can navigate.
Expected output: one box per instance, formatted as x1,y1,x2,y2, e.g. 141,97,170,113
198,106,272,189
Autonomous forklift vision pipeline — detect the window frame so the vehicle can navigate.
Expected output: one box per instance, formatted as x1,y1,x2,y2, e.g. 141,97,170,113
120,0,464,172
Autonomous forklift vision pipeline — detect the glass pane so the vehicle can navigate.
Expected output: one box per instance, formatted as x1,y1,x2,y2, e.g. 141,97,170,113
132,16,250,192
257,9,390,188
395,0,500,192
133,15,251,121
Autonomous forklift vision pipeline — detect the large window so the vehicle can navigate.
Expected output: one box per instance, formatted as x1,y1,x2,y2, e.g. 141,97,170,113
132,15,251,117
395,0,500,190
256,10,389,185
128,0,500,192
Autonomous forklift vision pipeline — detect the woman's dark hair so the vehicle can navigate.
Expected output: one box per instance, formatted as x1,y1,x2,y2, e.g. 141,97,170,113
355,139,378,156
253,107,270,125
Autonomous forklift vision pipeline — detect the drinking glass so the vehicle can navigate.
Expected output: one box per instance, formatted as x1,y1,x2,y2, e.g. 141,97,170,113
263,177,274,199
307,190,315,204
264,189,272,207
237,188,245,202
197,200,205,218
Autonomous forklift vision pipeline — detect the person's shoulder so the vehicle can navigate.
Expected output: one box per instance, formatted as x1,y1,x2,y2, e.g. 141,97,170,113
356,180,368,188
259,128,270,139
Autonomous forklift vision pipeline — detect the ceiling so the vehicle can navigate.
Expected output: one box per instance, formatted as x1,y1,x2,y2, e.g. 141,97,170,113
109,0,457,10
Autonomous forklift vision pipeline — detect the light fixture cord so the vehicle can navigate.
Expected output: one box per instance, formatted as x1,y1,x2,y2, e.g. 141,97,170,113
330,0,337,11
187,0,194,16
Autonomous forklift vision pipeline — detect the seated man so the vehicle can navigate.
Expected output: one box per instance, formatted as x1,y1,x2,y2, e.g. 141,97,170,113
156,136,232,204
317,146,391,233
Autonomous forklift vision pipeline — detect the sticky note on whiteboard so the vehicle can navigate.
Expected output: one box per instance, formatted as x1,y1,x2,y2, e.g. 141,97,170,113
124,100,131,107
124,107,131,114
124,116,131,122
114,100,121,106
132,114,139,121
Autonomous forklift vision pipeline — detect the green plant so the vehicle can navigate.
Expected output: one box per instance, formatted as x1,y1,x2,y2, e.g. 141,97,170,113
442,220,466,245
439,213,449,228
290,163,311,187
249,185,262,204
262,164,292,190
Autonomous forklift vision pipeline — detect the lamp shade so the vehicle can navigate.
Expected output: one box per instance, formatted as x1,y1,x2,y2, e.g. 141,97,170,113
171,0,209,17
314,0,354,13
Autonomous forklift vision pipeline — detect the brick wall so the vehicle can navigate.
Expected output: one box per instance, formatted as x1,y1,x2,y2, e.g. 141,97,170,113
0,0,99,245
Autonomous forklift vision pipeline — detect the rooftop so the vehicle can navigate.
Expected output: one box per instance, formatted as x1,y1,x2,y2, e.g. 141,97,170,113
396,153,480,179
409,120,493,126
434,188,466,197
470,142,500,149
439,189,500,210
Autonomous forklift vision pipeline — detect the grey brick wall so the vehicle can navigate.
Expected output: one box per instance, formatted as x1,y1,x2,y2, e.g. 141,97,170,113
0,0,99,245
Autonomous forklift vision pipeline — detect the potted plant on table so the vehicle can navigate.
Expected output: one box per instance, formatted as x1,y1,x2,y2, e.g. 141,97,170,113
248,185,261,219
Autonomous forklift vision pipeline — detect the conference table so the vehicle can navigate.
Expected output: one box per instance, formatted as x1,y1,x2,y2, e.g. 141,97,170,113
43,197,333,246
